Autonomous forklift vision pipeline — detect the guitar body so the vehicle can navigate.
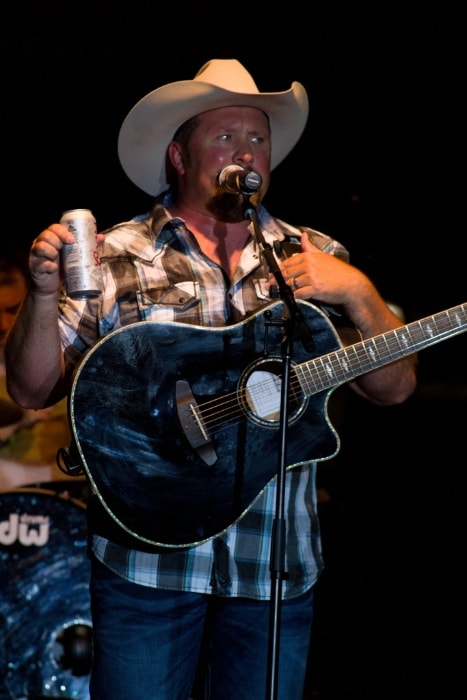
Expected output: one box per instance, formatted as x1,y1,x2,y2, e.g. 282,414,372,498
69,301,346,547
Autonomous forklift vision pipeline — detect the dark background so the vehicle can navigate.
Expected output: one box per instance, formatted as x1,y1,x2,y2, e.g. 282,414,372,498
3,2,466,697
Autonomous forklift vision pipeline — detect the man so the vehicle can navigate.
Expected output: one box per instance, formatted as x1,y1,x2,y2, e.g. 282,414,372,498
0,248,72,490
5,59,417,699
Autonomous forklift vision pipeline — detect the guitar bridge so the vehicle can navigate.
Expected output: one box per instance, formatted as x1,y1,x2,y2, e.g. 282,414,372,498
176,380,217,466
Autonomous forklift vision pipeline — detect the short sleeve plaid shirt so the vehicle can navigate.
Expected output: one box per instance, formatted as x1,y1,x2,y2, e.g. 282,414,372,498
59,192,349,600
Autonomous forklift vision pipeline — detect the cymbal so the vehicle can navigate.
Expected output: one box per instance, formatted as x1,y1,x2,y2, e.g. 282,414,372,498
0,398,23,427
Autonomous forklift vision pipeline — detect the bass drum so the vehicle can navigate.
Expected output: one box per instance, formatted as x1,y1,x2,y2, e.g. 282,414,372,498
0,488,92,700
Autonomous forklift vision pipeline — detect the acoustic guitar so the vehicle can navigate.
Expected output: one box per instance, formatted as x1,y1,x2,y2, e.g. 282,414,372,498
69,299,467,548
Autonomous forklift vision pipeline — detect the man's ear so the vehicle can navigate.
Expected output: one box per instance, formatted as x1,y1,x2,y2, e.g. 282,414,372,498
167,141,185,175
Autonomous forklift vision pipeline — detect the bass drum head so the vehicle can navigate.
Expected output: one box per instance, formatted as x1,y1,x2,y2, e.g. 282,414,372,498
0,488,92,700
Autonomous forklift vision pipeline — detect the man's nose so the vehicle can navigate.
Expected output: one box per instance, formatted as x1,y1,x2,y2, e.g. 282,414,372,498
232,139,255,166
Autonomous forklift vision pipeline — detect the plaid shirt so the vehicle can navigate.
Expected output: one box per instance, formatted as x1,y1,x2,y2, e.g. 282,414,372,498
59,192,349,600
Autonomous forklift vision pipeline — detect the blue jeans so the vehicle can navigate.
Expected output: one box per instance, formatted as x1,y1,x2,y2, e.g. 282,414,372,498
89,556,314,699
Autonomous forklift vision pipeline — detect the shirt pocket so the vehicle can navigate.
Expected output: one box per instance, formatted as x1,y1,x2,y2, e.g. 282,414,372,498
138,281,201,318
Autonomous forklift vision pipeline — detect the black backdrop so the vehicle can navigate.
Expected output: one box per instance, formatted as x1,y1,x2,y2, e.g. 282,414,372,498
3,3,467,697
4,4,466,313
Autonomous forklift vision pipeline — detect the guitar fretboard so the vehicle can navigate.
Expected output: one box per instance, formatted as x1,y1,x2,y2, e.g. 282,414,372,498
296,303,467,396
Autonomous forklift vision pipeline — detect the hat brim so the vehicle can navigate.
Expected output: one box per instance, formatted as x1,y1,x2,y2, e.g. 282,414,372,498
118,79,309,196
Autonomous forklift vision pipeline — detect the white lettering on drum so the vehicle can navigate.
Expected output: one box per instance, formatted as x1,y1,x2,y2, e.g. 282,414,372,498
0,512,50,546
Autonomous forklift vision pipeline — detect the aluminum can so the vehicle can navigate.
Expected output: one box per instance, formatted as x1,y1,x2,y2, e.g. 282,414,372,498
60,209,103,299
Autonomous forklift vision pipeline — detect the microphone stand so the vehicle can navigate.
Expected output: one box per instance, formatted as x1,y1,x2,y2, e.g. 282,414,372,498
243,198,314,700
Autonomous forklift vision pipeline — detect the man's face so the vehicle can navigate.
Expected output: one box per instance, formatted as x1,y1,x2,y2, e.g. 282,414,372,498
175,106,272,220
0,272,27,349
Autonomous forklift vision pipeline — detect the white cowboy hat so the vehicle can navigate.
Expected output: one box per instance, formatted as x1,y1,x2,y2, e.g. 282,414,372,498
117,58,309,196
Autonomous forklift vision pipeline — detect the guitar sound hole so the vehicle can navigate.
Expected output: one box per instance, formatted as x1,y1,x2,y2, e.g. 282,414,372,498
238,357,308,428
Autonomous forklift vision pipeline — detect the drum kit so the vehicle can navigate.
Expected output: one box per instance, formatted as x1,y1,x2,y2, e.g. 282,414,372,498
0,480,92,700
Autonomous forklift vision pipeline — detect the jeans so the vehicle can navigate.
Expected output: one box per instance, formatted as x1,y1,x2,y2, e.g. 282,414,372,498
89,556,314,700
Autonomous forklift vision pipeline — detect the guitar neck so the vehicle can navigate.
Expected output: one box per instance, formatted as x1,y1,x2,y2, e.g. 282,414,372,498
297,302,467,396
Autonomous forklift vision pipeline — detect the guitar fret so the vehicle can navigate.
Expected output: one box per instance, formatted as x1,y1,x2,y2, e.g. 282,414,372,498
297,302,467,398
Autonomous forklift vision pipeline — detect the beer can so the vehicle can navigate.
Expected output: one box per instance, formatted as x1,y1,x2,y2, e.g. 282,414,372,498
60,209,103,299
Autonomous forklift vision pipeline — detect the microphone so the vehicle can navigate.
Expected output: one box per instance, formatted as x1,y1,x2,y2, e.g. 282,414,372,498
218,165,262,195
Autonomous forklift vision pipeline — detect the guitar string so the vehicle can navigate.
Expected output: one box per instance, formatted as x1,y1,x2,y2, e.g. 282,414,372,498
184,323,425,434
87,310,459,441
188,362,326,433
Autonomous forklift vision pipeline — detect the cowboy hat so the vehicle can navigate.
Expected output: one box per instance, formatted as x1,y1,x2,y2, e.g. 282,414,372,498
117,58,309,196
